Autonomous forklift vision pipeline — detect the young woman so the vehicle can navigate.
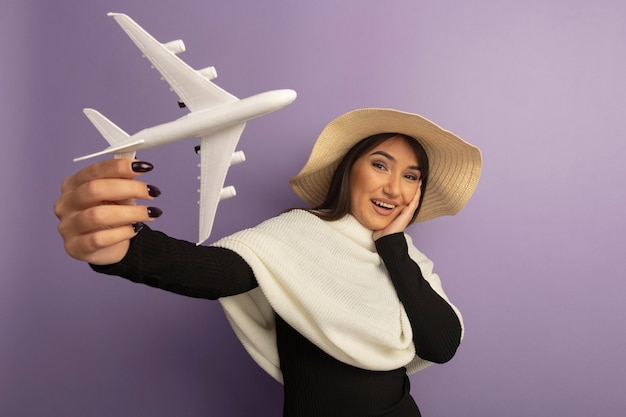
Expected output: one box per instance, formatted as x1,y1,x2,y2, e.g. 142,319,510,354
55,108,482,416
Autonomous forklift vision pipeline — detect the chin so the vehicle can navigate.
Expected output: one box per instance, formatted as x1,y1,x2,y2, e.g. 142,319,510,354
351,210,395,232
362,219,393,232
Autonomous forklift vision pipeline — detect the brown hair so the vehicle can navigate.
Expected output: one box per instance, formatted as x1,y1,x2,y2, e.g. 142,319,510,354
309,133,429,223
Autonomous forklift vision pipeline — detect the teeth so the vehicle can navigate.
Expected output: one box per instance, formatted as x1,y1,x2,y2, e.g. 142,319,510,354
373,200,395,209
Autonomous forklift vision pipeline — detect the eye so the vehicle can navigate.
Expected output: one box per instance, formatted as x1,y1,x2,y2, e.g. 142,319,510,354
404,173,420,181
372,161,387,171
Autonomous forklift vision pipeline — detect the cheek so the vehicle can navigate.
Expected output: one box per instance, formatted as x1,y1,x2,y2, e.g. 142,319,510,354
348,177,363,209
403,183,421,201
349,165,369,196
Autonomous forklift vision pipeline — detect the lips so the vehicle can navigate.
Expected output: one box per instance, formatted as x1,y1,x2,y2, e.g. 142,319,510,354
371,199,396,213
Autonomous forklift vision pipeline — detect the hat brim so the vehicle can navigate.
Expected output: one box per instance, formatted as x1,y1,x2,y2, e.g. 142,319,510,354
289,108,482,223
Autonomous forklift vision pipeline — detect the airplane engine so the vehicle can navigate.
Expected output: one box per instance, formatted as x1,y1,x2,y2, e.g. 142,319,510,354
230,151,246,166
198,66,218,80
164,39,186,54
219,186,236,201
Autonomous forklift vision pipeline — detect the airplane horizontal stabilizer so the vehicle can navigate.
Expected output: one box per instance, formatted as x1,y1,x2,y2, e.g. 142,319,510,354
73,139,145,162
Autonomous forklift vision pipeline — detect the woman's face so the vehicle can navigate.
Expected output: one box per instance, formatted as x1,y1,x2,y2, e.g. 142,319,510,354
349,137,422,231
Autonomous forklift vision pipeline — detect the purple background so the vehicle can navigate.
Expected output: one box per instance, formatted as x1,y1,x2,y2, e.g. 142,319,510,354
2,0,625,416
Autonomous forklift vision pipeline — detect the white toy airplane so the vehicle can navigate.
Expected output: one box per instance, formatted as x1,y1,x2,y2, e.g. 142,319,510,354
75,13,297,245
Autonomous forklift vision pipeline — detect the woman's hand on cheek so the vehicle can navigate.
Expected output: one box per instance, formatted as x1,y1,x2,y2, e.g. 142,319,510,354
372,182,421,241
54,159,161,265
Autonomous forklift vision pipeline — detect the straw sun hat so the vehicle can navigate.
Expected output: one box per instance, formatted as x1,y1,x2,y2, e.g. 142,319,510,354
289,108,482,223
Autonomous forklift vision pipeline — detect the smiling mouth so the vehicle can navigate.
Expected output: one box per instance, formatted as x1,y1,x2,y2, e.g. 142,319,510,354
372,199,396,210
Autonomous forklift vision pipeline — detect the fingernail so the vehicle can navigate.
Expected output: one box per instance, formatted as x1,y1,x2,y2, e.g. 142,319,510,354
147,207,163,218
132,222,144,233
132,161,154,173
147,184,161,198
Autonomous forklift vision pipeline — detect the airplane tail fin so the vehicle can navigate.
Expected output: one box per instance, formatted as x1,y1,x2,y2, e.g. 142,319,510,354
82,108,137,160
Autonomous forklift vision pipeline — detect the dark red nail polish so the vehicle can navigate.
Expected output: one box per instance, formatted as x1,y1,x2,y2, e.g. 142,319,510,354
147,184,161,197
132,161,154,173
132,222,144,233
147,207,162,218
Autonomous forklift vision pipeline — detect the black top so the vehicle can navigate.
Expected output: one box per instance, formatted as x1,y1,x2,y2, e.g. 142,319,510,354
92,226,461,417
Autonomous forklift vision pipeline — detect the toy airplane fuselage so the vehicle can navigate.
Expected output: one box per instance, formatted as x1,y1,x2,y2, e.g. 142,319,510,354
76,90,296,159
75,13,297,245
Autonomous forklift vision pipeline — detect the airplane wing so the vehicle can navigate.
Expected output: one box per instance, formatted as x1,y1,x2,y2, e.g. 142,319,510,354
197,123,246,245
108,12,238,112
108,12,247,244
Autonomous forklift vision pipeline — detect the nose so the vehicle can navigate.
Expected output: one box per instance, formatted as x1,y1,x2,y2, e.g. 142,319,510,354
383,173,401,197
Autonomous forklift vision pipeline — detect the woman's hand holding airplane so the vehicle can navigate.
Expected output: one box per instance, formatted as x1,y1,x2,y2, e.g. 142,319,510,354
54,159,161,265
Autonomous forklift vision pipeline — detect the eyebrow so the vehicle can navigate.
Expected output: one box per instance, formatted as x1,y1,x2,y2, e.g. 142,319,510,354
371,150,421,171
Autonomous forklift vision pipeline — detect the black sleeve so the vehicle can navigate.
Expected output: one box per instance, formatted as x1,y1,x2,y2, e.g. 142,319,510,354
90,226,258,300
375,233,462,364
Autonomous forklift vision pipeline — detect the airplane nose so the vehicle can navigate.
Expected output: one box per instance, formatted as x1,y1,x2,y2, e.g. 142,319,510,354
277,89,297,104
262,89,297,112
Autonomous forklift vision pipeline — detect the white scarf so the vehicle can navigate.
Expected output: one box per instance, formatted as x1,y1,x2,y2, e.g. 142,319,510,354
214,210,461,383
